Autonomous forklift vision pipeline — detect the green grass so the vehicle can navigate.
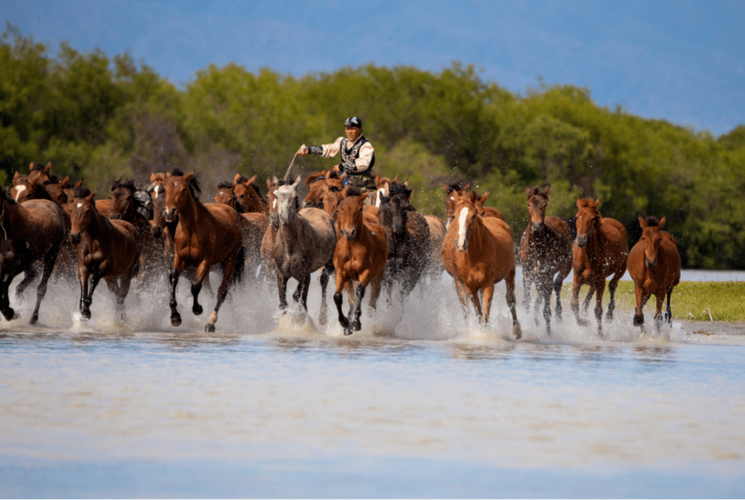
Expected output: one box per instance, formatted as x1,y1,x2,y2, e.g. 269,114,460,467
557,281,745,322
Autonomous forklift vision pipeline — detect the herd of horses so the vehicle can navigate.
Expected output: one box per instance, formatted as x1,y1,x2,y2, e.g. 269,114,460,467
1,161,681,337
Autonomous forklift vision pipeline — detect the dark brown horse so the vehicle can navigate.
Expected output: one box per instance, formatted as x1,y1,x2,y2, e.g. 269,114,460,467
570,198,628,334
0,186,66,324
109,179,167,287
266,176,336,323
518,185,573,334
441,190,521,338
628,216,681,331
378,183,430,300
69,187,141,320
233,174,269,215
164,171,244,332
333,187,388,335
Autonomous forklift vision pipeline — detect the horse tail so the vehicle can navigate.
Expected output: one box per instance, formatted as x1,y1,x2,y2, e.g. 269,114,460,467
227,246,246,286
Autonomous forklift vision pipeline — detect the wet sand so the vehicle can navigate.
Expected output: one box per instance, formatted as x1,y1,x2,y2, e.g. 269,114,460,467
682,320,745,336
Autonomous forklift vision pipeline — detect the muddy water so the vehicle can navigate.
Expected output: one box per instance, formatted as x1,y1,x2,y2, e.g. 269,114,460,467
1,275,744,497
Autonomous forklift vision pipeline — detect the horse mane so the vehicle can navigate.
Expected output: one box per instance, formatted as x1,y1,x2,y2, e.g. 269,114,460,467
0,186,17,205
644,216,660,227
527,186,544,197
74,186,92,199
344,186,363,197
275,179,294,187
217,180,234,190
169,167,185,177
111,178,137,193
30,162,46,173
446,181,465,194
388,183,411,198
169,169,201,200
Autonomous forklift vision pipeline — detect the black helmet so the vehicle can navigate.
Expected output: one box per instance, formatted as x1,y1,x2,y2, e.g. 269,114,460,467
344,116,362,128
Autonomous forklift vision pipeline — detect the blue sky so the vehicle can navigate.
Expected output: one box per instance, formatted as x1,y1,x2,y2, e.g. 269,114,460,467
3,0,744,135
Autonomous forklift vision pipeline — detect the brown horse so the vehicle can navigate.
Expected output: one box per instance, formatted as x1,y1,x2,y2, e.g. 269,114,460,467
518,185,573,334
571,198,628,334
628,216,681,331
265,176,279,213
444,183,503,225
69,188,141,320
233,174,269,215
164,171,244,332
441,190,521,338
109,179,167,287
27,162,53,184
333,187,388,335
266,176,336,323
0,186,67,324
11,172,52,203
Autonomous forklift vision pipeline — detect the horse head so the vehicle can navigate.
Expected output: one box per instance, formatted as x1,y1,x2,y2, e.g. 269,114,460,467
233,174,267,214
319,173,347,217
374,173,399,208
214,180,239,211
70,188,98,245
275,175,302,225
378,183,412,237
445,182,470,226
164,170,199,224
575,197,601,248
42,176,71,206
28,162,52,185
149,173,169,237
452,190,481,253
526,185,550,233
109,178,138,221
266,176,279,213
336,186,368,241
639,216,666,268
10,173,36,204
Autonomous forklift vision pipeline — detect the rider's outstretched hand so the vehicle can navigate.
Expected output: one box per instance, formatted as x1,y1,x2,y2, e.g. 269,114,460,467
297,144,308,156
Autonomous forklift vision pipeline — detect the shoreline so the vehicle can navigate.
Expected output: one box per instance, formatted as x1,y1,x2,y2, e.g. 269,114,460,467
681,320,745,336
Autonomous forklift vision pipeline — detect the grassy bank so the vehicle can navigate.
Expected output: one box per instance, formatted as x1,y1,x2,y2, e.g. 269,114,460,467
558,281,745,322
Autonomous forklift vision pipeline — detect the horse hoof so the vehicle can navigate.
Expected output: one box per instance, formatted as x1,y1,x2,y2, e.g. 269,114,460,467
205,323,215,333
343,327,353,336
633,314,644,327
29,315,38,325
193,304,203,316
351,320,361,331
513,323,522,340
171,315,182,327
576,318,588,327
339,317,349,328
81,309,91,320
1,308,14,321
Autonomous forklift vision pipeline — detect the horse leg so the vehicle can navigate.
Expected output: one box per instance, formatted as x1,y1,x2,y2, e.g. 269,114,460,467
606,263,625,322
333,273,350,333
367,274,384,315
191,262,210,317
14,266,38,302
594,281,606,336
633,285,645,329
582,286,596,314
481,284,495,324
654,292,665,331
204,255,237,333
318,262,333,325
299,273,312,312
351,283,367,332
31,240,63,324
467,285,483,322
81,269,104,320
169,268,182,327
540,280,552,335
532,279,543,326
453,277,471,321
666,287,674,324
522,269,533,315
570,276,588,327
505,268,522,339
0,271,17,321
276,270,289,311
554,261,572,322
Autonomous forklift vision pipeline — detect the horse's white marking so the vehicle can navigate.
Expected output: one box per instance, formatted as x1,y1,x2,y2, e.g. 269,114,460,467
77,203,83,208
154,184,160,196
14,184,26,202
457,207,469,249
375,187,385,208
450,196,454,201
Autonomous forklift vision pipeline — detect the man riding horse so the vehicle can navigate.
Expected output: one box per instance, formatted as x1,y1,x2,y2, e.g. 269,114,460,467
297,116,376,188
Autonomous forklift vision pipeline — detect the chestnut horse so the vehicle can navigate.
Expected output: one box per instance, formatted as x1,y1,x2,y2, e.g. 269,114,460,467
266,176,337,323
333,187,388,335
518,185,573,334
164,171,245,332
69,188,141,320
233,174,269,215
571,198,628,334
441,190,521,338
444,183,503,225
0,186,66,324
628,216,681,331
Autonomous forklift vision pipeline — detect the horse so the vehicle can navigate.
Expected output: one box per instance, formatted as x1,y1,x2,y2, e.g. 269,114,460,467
109,178,167,288
378,183,430,300
69,187,141,321
265,176,336,323
0,186,66,324
164,171,245,332
441,189,521,338
27,162,53,184
628,216,681,331
266,176,279,213
233,174,269,215
517,185,573,334
333,186,388,335
444,183,503,225
570,198,628,334
11,172,53,203
373,174,399,207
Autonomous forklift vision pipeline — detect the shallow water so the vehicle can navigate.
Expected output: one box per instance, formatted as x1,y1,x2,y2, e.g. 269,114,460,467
1,273,744,498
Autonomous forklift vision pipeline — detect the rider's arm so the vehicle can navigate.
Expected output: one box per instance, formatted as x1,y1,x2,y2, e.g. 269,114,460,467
306,137,343,158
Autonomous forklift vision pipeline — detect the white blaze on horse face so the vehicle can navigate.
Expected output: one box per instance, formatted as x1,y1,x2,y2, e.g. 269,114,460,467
276,185,296,223
77,203,83,208
457,206,469,251
154,184,160,197
375,188,385,208
14,184,26,202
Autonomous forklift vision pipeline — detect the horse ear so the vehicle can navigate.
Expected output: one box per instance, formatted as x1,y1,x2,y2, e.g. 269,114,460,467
463,183,471,192
272,175,279,185
358,192,370,203
75,179,84,189
638,216,646,228
480,191,489,204
594,198,600,208
576,197,582,208
233,173,242,185
246,174,257,186
44,162,52,174
60,175,69,185
658,217,666,229
183,172,194,182
543,184,551,196
525,186,532,197
150,172,158,183
292,175,301,189
392,174,399,183
267,177,274,189
28,162,35,171
87,190,97,201
13,171,20,182
469,190,478,203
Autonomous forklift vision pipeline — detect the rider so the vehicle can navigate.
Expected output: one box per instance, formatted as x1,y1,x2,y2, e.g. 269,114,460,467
297,116,375,188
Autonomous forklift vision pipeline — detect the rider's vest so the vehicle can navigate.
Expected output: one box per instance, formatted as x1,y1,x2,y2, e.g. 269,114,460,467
340,136,375,174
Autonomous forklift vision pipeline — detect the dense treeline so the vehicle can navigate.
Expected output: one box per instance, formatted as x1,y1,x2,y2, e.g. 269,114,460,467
2,24,744,269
